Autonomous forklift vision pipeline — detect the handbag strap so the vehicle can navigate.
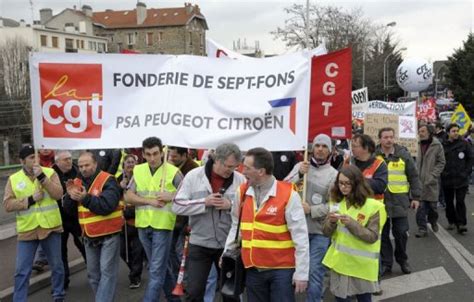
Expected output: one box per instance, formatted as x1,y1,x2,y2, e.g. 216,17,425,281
234,183,249,246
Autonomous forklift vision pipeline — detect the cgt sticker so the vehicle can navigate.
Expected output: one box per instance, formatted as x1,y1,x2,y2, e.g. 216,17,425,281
39,63,103,138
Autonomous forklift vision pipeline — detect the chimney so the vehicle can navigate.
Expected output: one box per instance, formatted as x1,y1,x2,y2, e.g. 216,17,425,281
185,3,193,15
136,2,147,25
82,5,93,18
39,8,53,25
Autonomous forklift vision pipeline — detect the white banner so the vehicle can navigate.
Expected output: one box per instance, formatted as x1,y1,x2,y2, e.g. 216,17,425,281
351,87,368,120
30,52,310,151
367,100,416,116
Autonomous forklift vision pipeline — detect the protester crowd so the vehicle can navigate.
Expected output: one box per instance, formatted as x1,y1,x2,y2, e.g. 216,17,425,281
3,120,473,302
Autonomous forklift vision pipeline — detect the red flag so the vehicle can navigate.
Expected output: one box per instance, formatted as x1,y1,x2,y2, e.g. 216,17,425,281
309,47,352,140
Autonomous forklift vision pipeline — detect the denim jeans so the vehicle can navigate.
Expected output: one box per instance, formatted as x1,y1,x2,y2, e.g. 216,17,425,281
13,232,65,302
204,264,218,302
416,201,438,231
381,217,409,268
307,234,330,302
138,227,173,302
246,268,295,302
84,234,120,302
335,293,372,302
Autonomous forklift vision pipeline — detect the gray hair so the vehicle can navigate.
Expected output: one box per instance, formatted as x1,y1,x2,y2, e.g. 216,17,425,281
54,150,72,162
214,143,241,163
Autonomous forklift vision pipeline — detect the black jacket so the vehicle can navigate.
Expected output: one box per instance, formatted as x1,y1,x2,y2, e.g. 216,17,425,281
375,144,422,217
441,138,473,188
63,169,121,220
53,163,80,230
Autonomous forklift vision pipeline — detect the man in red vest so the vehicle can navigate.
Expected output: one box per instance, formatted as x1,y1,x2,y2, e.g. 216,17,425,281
350,134,388,201
225,147,309,302
63,151,122,302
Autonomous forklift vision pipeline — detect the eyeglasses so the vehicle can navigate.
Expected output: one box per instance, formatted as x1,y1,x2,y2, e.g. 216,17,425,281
338,181,352,187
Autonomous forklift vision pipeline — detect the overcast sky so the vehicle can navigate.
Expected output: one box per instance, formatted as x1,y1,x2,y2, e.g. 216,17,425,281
1,0,472,62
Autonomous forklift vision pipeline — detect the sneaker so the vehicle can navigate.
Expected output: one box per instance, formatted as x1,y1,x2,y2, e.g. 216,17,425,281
415,229,428,238
373,289,383,296
447,224,455,230
381,265,392,277
32,260,47,272
400,262,412,274
457,225,468,234
129,281,141,289
431,223,439,233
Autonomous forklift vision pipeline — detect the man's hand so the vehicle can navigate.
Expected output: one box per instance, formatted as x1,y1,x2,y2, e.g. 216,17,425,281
302,201,311,214
214,198,231,210
293,280,307,294
298,161,309,175
410,200,420,210
32,190,44,202
156,192,174,203
70,186,87,202
205,193,231,210
148,199,166,208
342,153,351,167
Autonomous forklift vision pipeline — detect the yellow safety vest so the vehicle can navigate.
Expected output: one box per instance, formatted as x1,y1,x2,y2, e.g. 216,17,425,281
322,198,387,282
115,149,127,178
387,158,409,194
11,168,62,233
133,162,179,230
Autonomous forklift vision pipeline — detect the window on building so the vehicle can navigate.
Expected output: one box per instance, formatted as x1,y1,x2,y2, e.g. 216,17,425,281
98,43,105,53
76,40,80,48
127,32,136,45
189,32,192,46
52,36,59,48
146,32,153,46
80,40,85,49
65,38,74,50
40,35,47,47
200,34,204,47
158,32,163,42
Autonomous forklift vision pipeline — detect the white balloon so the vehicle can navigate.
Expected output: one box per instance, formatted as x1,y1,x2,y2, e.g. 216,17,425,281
396,58,433,92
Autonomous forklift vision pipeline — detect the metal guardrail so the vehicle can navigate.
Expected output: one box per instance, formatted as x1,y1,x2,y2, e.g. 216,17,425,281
0,164,21,171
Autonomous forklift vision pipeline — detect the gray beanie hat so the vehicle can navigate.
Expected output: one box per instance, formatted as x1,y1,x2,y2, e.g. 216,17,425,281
312,134,332,150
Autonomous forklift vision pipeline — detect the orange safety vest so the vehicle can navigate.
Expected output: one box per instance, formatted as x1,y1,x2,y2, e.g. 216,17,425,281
240,181,295,269
78,171,124,238
362,158,385,201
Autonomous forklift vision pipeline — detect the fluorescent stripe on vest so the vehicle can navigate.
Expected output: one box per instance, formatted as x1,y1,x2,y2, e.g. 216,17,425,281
11,167,62,233
387,158,409,193
133,162,179,230
240,181,296,269
78,171,124,237
322,198,387,282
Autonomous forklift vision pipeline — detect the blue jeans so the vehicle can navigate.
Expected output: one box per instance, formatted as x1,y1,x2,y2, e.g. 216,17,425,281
335,293,372,302
13,232,64,302
138,227,173,302
246,268,295,302
307,234,330,302
84,234,120,302
204,264,218,302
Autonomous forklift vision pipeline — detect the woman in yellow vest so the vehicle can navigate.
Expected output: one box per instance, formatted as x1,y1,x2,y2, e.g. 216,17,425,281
322,165,387,302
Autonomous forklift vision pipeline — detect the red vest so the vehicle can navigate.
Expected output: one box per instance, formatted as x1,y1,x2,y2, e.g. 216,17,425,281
240,181,295,269
362,158,385,201
78,171,124,238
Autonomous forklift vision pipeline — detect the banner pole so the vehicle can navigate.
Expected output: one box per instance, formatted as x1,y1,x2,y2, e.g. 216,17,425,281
301,147,309,204
161,146,168,193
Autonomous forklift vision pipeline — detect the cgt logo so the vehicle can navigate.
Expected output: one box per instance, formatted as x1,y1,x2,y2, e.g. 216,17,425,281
39,63,103,138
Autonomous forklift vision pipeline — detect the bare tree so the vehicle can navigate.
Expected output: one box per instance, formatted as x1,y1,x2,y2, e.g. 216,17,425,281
0,37,31,100
272,3,405,97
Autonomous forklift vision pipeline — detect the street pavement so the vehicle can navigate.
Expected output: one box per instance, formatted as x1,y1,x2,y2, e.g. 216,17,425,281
1,186,474,301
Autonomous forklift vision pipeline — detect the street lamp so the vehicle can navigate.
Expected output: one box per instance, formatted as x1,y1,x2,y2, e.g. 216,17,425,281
361,21,397,88
384,47,407,101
